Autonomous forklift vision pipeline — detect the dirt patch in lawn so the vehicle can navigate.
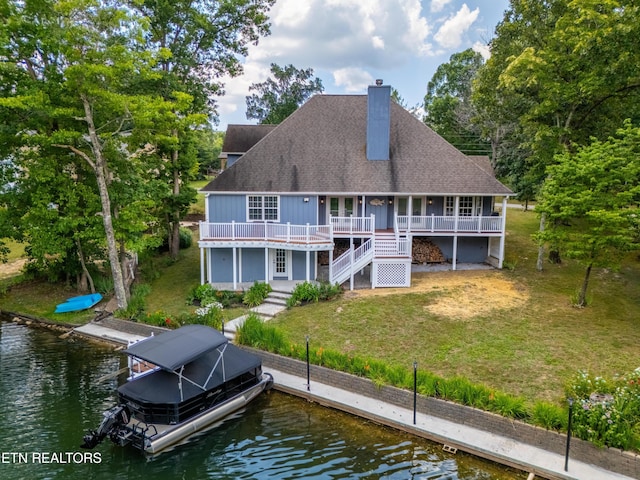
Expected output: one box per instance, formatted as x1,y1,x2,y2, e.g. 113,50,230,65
348,270,529,320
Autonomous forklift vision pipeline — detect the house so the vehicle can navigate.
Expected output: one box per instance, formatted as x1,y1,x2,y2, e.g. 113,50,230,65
199,82,513,290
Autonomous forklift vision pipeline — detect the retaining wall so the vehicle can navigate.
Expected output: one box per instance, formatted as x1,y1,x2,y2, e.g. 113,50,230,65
254,349,640,479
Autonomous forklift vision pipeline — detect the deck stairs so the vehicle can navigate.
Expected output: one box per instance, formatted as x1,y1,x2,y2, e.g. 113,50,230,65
330,233,412,287
330,238,375,286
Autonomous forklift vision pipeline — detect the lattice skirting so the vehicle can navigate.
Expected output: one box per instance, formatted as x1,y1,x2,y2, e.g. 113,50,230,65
372,260,411,288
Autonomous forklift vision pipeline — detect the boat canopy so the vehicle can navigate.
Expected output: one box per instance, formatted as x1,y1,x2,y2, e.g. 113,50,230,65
118,343,262,405
122,324,228,371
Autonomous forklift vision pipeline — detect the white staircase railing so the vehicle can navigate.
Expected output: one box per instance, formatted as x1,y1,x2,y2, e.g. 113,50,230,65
330,235,412,286
330,239,374,286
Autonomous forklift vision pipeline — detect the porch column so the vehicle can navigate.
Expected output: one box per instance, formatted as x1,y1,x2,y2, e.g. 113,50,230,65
206,248,212,285
329,248,333,283
232,247,237,290
349,237,354,291
238,248,243,283
452,236,458,271
314,252,318,281
306,251,310,282
200,246,205,285
499,197,508,268
264,247,269,284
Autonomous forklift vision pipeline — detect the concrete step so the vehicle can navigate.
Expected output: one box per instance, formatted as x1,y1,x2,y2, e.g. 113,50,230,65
268,291,292,301
250,302,286,319
265,297,288,307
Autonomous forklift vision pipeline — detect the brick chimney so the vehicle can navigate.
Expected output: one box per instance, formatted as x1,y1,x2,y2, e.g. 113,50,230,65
366,79,391,161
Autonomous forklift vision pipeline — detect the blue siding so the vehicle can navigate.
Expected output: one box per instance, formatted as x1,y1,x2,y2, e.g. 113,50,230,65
279,195,318,224
481,197,494,215
364,196,389,229
207,195,246,222
458,238,490,262
227,154,242,168
427,237,489,263
292,250,311,280
209,249,233,282
241,249,266,281
208,194,319,224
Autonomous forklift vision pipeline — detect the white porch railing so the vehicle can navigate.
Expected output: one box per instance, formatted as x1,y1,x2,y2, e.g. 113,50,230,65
374,237,411,257
199,221,333,244
330,215,375,235
395,214,503,233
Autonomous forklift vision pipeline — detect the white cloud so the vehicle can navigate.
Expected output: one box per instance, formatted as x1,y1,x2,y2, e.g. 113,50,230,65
372,35,385,50
332,67,374,93
430,0,452,13
472,41,491,60
433,4,480,49
214,0,508,128
250,0,433,69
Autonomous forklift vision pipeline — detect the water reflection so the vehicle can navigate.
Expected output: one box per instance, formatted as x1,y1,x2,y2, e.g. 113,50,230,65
0,321,525,480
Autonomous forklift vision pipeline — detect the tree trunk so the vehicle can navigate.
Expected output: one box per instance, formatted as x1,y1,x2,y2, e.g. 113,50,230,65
536,213,546,271
81,95,128,310
577,263,592,307
76,238,95,293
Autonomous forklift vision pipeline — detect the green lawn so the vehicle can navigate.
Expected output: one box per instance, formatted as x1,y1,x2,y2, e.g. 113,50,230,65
268,210,640,405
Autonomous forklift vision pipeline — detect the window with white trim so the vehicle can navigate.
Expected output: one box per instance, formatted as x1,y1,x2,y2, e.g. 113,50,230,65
445,196,482,216
247,195,279,222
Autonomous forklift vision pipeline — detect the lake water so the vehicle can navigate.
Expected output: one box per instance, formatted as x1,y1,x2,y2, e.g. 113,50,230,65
0,320,525,480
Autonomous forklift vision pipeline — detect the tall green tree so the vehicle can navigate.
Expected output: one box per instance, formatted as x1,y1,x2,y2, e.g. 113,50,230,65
536,121,640,307
246,63,324,124
0,0,166,308
476,0,640,187
424,49,490,157
474,0,640,267
131,0,275,258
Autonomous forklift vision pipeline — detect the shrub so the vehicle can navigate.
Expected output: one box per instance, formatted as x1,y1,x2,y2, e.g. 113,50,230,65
532,402,567,431
191,301,224,330
116,283,151,320
243,281,272,307
179,227,193,249
236,314,287,351
187,284,243,308
287,281,342,307
145,310,176,328
566,368,640,450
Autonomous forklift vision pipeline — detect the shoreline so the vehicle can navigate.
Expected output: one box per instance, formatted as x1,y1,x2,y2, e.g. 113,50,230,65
2,312,638,480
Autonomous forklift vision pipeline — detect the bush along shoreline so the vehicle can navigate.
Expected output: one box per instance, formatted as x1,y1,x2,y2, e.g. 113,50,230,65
236,314,640,452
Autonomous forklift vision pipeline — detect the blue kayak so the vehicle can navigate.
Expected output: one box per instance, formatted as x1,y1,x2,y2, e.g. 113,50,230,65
55,293,103,313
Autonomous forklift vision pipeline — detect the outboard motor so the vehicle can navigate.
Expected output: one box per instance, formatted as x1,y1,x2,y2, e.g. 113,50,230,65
81,405,130,449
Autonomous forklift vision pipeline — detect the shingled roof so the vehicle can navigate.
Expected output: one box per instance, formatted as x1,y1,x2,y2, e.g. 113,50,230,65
203,95,512,196
221,124,276,154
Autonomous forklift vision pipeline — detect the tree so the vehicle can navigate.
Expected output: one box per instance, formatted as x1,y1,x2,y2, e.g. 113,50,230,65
246,64,324,124
0,0,167,309
474,0,640,268
424,49,490,156
535,121,640,306
194,129,225,178
390,88,422,119
132,0,275,258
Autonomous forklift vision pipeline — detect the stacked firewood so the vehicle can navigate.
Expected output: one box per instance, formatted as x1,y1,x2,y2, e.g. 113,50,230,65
412,237,445,263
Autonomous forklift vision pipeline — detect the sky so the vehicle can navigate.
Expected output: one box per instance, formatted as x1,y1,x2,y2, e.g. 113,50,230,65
214,0,510,131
